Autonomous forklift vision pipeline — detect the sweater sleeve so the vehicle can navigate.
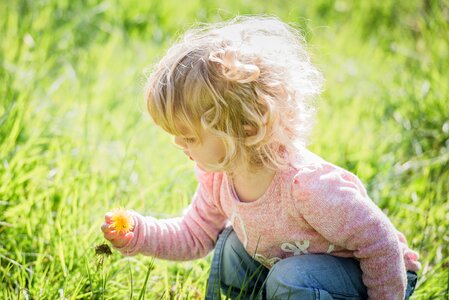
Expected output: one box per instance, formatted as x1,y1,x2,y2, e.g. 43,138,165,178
292,163,408,300
114,167,228,260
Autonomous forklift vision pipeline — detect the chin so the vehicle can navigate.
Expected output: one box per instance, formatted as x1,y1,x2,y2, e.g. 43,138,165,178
195,163,208,171
195,162,214,172
198,162,227,173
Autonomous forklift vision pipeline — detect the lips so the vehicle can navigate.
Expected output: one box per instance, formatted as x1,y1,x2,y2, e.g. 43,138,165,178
183,151,193,161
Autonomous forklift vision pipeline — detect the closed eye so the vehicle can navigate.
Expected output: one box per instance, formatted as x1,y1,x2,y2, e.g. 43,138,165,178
183,137,196,144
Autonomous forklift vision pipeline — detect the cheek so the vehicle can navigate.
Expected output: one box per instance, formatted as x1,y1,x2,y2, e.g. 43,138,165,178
212,141,227,161
187,146,200,159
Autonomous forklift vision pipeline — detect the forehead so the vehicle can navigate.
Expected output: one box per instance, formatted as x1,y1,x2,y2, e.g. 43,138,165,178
174,121,201,137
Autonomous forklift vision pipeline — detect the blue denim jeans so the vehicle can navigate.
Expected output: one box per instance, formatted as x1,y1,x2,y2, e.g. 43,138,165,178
205,227,418,299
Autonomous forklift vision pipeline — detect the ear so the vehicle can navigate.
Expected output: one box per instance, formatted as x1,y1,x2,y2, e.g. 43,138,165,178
243,125,257,137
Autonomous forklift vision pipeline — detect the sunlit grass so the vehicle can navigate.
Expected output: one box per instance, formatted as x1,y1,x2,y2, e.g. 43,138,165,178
1,0,448,299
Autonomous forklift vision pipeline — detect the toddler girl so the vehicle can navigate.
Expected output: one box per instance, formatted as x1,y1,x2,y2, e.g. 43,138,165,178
101,16,420,299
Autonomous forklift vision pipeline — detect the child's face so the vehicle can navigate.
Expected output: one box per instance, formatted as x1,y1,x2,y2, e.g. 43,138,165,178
173,126,226,172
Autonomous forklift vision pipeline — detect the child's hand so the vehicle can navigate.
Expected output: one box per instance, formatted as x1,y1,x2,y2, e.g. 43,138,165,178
101,210,134,248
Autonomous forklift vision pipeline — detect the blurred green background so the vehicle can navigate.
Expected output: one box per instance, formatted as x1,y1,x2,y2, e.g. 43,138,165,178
1,0,448,299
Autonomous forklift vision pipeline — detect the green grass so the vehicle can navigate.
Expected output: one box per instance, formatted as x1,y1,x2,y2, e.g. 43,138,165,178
1,0,448,299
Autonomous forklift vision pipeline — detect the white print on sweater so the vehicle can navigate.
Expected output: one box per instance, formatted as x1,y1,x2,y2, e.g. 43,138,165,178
281,240,310,255
255,242,336,268
230,210,248,248
281,241,335,255
254,254,281,268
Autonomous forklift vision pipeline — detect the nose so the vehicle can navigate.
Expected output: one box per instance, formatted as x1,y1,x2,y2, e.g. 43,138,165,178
173,136,185,149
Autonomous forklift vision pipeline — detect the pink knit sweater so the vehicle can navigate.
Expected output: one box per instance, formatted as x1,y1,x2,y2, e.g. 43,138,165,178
116,152,420,299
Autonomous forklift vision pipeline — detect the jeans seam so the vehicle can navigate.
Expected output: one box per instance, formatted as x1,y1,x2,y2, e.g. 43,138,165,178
217,227,234,298
206,227,234,300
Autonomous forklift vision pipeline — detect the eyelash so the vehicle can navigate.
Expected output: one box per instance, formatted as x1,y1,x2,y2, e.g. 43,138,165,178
183,137,196,143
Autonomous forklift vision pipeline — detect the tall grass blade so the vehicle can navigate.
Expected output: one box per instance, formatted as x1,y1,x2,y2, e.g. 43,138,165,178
138,259,155,300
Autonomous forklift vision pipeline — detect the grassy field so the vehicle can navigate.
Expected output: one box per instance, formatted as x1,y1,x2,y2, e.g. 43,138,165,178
1,0,448,299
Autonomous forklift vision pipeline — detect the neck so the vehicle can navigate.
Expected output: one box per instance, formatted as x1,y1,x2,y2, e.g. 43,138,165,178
228,165,277,202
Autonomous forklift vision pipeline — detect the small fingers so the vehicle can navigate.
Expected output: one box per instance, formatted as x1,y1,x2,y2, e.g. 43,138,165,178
101,222,113,233
112,232,134,248
103,230,134,248
103,229,119,241
104,212,114,224
102,212,134,248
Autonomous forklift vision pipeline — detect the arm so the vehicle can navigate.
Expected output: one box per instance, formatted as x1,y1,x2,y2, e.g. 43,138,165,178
111,171,228,260
292,163,407,300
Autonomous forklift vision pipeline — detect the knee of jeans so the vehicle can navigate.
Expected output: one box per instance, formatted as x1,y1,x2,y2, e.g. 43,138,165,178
266,258,311,291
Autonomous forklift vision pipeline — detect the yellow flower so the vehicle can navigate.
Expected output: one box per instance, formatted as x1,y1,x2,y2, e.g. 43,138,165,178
110,208,134,234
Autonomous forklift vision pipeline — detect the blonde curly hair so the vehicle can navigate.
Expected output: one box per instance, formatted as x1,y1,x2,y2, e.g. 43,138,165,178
145,16,323,172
